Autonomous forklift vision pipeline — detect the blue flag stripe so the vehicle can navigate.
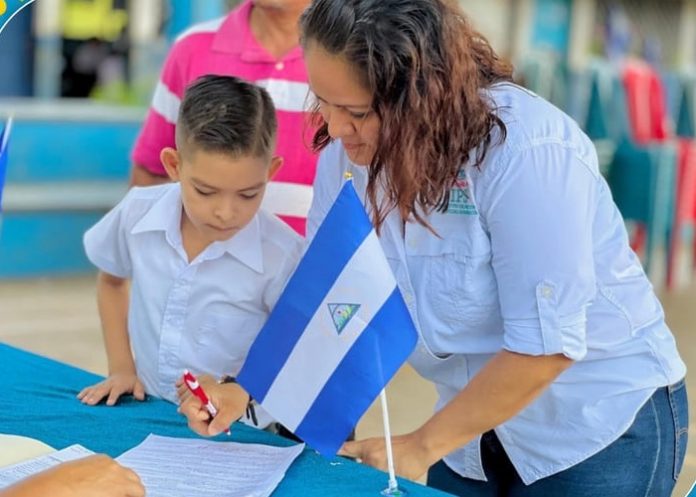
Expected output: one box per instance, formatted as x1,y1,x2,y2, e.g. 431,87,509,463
293,289,418,455
238,181,374,400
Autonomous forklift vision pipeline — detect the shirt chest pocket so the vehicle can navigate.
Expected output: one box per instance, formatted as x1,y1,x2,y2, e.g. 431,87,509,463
194,311,266,377
407,222,499,335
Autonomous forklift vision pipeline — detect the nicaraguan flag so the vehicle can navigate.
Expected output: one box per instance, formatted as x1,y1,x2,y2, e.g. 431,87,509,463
0,117,12,212
237,180,418,456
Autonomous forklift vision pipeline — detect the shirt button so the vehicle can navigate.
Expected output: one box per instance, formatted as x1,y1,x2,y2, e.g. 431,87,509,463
541,286,553,298
275,62,284,71
404,292,414,304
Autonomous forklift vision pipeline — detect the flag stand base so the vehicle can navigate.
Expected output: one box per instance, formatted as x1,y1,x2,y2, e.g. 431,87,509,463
381,485,407,496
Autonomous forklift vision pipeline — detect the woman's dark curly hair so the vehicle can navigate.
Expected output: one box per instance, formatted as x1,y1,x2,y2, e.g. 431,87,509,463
300,0,513,231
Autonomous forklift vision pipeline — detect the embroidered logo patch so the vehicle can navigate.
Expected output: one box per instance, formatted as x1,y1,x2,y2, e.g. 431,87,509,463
448,171,477,215
328,303,361,334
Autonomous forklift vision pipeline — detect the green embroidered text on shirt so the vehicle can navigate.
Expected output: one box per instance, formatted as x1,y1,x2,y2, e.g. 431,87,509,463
448,172,478,215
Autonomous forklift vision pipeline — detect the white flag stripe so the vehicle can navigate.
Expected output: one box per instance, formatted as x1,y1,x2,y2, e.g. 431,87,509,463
256,79,312,113
261,182,314,219
151,81,181,124
261,230,396,431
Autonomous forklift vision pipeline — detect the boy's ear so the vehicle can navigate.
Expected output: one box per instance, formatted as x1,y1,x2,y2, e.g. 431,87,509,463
268,156,283,179
160,147,182,181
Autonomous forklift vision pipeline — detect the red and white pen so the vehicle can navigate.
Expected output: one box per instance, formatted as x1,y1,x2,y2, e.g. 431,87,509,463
182,369,231,436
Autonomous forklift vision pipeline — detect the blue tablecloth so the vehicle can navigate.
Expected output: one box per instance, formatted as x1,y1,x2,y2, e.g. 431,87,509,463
0,343,452,496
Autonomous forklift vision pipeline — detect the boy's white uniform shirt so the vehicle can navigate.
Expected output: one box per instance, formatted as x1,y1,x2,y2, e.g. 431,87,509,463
307,83,686,484
84,183,303,406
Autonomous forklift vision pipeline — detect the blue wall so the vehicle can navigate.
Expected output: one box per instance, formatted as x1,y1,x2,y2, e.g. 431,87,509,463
0,212,103,277
6,120,139,183
0,106,142,278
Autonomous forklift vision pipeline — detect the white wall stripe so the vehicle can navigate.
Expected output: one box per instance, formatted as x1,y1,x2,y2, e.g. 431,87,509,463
256,79,312,114
151,81,181,124
151,79,311,125
175,16,226,42
261,182,313,219
261,231,396,431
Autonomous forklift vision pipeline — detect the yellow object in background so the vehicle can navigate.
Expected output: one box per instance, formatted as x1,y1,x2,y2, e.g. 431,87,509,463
61,0,128,41
0,1,7,16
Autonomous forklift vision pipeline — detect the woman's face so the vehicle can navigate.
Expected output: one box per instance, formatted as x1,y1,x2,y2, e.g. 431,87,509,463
304,41,381,166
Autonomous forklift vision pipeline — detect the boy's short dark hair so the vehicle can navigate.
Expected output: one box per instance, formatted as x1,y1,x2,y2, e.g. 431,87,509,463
176,75,277,159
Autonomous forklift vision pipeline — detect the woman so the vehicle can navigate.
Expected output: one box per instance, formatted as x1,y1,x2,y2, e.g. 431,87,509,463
180,1,688,495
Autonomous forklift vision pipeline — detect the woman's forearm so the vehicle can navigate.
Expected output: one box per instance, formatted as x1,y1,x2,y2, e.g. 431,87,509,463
416,350,573,463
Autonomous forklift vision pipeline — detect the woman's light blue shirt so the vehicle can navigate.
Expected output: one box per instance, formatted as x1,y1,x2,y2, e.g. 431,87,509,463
306,83,686,484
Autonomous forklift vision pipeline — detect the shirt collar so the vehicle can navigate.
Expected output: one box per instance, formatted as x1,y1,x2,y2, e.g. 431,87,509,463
212,0,304,62
131,184,183,250
209,213,264,274
130,183,264,273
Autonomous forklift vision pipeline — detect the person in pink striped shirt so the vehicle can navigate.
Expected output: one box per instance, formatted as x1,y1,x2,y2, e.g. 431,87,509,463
131,0,315,235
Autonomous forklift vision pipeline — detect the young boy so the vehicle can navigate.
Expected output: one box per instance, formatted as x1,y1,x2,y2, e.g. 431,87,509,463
78,75,303,416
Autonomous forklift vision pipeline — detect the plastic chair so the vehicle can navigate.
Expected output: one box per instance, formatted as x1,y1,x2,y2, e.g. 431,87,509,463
515,50,569,110
676,72,696,138
662,72,696,288
667,139,696,288
622,60,670,144
585,59,678,282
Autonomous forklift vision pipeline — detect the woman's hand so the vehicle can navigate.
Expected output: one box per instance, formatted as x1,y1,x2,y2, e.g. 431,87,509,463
1,454,144,497
77,372,146,406
176,375,249,436
339,431,436,481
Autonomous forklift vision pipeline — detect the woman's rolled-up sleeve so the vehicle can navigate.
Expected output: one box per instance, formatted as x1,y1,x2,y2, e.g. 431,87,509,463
477,141,600,360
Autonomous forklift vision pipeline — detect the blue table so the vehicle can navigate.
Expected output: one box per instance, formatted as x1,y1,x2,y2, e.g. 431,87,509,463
0,344,452,496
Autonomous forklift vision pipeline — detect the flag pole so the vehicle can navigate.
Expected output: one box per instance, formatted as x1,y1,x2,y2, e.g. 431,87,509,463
379,389,405,496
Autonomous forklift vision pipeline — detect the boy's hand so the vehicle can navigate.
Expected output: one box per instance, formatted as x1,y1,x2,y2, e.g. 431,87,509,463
176,375,249,437
77,372,146,406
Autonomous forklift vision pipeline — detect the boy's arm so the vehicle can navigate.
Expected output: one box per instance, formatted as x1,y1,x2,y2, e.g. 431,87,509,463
97,271,134,376
77,272,145,406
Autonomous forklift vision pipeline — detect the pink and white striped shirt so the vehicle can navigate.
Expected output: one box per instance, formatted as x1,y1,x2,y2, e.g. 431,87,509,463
131,0,317,234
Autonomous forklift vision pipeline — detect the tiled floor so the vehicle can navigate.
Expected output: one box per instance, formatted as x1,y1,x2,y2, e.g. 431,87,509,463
0,276,693,495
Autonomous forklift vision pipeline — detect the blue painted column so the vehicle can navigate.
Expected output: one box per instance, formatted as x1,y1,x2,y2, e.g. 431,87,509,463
530,0,572,56
165,0,226,41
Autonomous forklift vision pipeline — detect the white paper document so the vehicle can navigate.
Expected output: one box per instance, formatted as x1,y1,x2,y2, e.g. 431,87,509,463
117,434,305,497
0,444,94,488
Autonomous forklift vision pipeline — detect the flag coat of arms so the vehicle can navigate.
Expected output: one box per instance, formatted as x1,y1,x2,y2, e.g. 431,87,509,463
237,180,418,456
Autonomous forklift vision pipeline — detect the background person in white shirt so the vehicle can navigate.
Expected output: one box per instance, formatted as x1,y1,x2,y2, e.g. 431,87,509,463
78,75,303,417
181,1,688,495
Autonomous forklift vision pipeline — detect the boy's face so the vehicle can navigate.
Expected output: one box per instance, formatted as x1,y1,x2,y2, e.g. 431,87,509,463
161,147,282,245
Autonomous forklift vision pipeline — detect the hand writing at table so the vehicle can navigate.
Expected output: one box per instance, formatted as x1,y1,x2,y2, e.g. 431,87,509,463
0,454,144,497
77,372,146,406
176,374,249,436
339,432,435,481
